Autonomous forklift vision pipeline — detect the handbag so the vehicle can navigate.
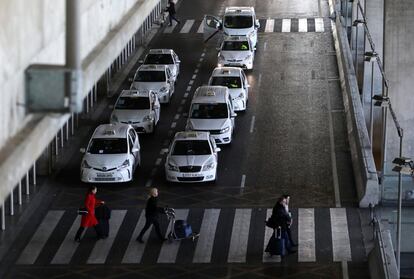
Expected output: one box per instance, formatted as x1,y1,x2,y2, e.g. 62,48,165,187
265,227,286,256
77,207,88,215
265,216,277,229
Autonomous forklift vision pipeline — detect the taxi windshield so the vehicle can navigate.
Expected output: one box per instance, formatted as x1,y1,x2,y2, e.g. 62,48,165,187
190,103,228,119
172,140,212,155
224,15,253,29
115,97,150,110
145,54,174,64
135,70,166,82
88,138,128,154
211,76,242,88
222,41,250,51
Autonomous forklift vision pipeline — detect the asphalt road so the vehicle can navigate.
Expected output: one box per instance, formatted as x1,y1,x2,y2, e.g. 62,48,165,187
0,0,370,278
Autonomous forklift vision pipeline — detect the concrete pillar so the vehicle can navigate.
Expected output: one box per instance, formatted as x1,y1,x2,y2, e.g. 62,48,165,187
382,0,414,199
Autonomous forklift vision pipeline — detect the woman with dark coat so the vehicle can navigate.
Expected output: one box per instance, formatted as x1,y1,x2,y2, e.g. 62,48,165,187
136,188,166,243
166,0,180,26
75,186,104,242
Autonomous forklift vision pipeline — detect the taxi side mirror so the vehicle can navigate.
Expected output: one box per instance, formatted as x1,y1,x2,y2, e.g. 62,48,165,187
161,148,169,154
80,148,86,154
215,147,221,152
138,59,144,64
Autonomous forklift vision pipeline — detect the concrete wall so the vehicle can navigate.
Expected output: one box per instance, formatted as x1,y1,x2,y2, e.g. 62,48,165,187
383,0,414,173
0,0,139,151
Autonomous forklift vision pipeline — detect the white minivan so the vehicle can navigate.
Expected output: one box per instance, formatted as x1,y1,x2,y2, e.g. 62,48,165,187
186,86,237,145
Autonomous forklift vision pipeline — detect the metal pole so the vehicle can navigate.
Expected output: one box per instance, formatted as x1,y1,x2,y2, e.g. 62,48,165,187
71,113,75,135
33,161,37,185
369,61,374,144
26,171,30,188
355,8,359,97
18,181,22,205
345,0,348,34
66,0,81,70
85,92,89,114
66,119,69,140
396,132,403,272
9,189,14,216
26,173,30,195
380,85,389,181
1,202,5,230
55,136,59,156
60,127,64,147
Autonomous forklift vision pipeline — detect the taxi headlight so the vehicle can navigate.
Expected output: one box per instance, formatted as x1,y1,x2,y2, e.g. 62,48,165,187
167,162,179,171
143,115,154,122
82,160,92,169
238,93,245,99
220,126,230,133
202,162,215,171
119,159,130,169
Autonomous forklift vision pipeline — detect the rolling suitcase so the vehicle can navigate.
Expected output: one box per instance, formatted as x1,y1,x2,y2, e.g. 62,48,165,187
265,228,286,256
95,204,111,238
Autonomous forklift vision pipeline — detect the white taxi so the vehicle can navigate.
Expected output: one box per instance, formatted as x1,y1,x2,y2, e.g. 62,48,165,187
110,90,160,134
139,49,181,82
208,67,250,111
165,131,221,183
80,124,140,183
186,86,237,145
217,35,255,70
130,65,175,104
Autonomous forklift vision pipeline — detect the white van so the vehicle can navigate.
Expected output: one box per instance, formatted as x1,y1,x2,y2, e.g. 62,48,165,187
186,86,237,145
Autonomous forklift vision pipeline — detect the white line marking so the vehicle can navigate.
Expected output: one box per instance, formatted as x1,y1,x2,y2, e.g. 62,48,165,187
193,209,220,263
164,21,178,33
189,80,194,85
264,41,267,50
174,114,180,120
181,99,186,105
258,74,262,88
299,18,308,32
330,208,352,262
192,74,197,79
186,85,192,91
282,19,291,32
240,175,246,188
199,57,204,62
17,211,64,264
250,116,256,133
88,210,127,264
342,261,350,279
145,179,152,188
201,53,205,57
51,216,81,264
298,208,316,262
265,19,275,32
315,18,324,32
263,209,281,262
228,209,251,262
157,209,189,263
194,69,199,74
179,19,195,33
171,122,177,129
184,92,189,98
155,158,162,166
197,22,204,33
122,211,149,263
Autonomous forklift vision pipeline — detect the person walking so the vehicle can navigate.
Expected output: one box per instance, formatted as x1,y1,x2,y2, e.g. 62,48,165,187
75,186,105,242
166,0,180,26
273,196,295,254
283,194,297,246
136,188,166,243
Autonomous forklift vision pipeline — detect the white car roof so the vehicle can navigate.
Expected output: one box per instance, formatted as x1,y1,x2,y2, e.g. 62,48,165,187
119,89,150,98
148,49,174,55
137,64,167,71
211,67,243,77
192,86,229,103
174,131,210,141
92,124,130,139
224,6,255,16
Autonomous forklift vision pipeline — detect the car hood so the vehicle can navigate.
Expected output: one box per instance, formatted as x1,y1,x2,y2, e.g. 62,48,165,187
188,118,229,130
168,155,214,167
228,88,244,99
112,109,150,122
131,82,165,91
223,27,254,36
82,153,128,169
221,51,251,60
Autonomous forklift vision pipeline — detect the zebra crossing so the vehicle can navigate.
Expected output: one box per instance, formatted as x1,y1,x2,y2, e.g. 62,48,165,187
16,207,365,266
164,18,327,34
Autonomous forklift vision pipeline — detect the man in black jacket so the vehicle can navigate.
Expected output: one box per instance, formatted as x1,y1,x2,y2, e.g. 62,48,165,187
136,188,166,243
166,0,180,26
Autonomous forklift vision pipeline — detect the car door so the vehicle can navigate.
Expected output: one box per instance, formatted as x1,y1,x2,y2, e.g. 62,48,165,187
166,68,174,95
203,15,222,42
210,137,219,160
241,71,249,99
128,129,140,167
173,51,180,75
151,92,161,124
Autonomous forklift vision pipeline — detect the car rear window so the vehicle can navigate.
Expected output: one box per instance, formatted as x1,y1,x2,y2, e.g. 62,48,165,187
190,103,229,119
224,15,253,29
172,140,211,155
222,41,250,51
115,97,150,110
145,54,174,64
88,138,128,154
210,76,242,88
135,70,166,82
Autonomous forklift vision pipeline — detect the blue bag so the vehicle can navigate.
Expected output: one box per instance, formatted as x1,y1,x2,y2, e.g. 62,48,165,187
174,220,193,238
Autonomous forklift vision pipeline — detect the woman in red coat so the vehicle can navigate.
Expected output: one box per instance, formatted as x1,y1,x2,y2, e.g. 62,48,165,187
75,186,104,242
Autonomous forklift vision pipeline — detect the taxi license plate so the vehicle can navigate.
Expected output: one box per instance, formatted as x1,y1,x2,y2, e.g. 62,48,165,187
97,173,114,178
182,173,200,178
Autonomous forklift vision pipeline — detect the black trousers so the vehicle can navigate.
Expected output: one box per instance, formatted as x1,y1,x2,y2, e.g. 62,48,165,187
169,14,180,25
75,225,102,240
286,226,296,245
137,216,164,241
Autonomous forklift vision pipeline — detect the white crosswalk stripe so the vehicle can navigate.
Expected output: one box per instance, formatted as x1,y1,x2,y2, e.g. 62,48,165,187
315,18,324,32
88,210,127,264
264,19,275,33
164,21,178,33
180,20,195,33
282,19,291,33
197,21,204,33
16,207,356,265
17,210,64,265
298,18,308,32
330,208,352,262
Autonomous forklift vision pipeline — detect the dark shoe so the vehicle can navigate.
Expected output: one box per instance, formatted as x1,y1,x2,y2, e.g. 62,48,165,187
136,238,144,243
